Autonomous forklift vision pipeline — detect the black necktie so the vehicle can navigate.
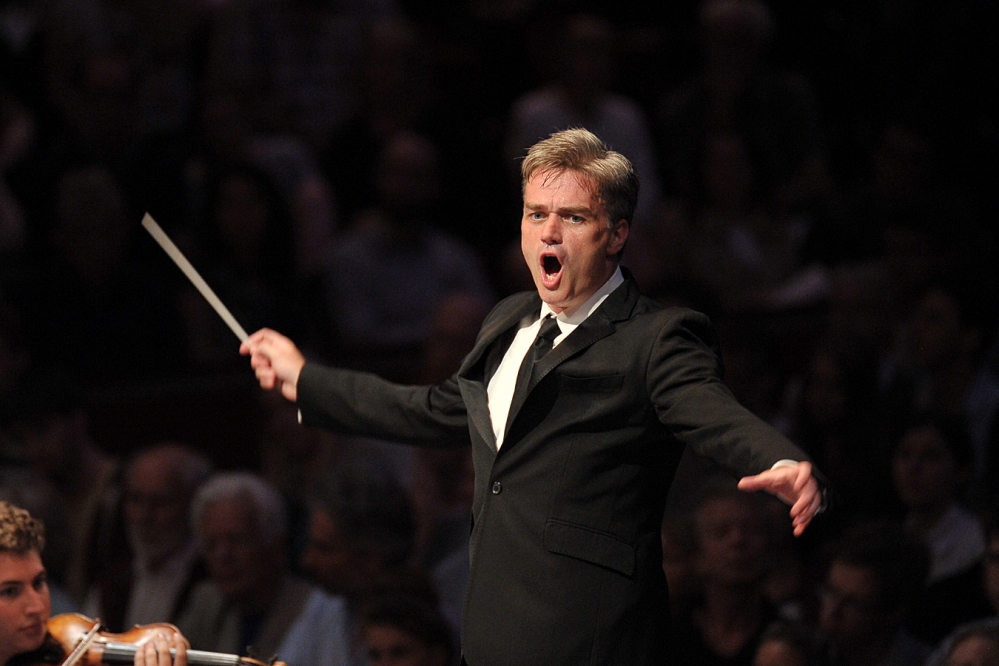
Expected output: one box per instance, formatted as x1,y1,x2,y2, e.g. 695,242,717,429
512,315,560,404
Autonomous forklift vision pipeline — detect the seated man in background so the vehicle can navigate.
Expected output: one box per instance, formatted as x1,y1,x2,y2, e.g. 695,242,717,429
1,500,187,666
817,519,932,666
176,472,351,666
85,442,213,631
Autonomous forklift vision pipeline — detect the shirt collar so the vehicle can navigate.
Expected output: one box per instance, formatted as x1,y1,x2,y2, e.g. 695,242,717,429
540,266,625,326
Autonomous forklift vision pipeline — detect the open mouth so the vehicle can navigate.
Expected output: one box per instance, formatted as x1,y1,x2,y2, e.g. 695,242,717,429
542,255,562,278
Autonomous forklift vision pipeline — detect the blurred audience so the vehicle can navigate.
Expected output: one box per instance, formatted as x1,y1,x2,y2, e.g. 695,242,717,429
300,460,417,608
84,442,213,632
504,12,663,230
8,371,122,608
891,413,993,644
177,472,351,666
666,477,778,665
924,505,999,666
752,620,833,666
358,593,457,666
320,131,493,382
0,2,995,664
816,519,931,666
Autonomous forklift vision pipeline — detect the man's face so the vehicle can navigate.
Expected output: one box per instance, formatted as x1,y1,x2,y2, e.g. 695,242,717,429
693,496,768,587
363,624,445,666
818,562,888,646
199,498,276,604
520,170,628,314
892,425,959,512
124,454,190,567
0,551,51,664
300,509,366,598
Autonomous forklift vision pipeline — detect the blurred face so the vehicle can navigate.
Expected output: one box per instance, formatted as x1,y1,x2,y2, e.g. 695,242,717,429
818,562,888,646
199,498,277,604
363,625,446,666
892,425,959,512
752,638,806,666
521,170,627,315
124,454,190,567
946,635,999,666
300,509,366,598
908,288,972,370
0,551,51,664
17,412,83,481
694,496,768,587
984,535,999,612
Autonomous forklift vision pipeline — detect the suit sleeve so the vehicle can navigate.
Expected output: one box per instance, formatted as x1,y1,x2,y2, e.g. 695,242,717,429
296,363,471,449
647,310,810,478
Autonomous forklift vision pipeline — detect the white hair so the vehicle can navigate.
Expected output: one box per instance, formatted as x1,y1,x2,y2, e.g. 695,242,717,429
191,472,287,545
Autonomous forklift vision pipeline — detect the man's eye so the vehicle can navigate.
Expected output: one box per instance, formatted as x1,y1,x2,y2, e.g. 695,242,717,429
566,215,585,224
0,586,18,598
531,212,546,220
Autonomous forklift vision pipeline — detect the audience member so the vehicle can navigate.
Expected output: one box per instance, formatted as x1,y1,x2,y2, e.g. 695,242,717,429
666,477,778,666
300,460,417,610
320,131,493,381
176,472,350,666
504,13,663,230
20,165,185,382
752,620,833,666
881,277,999,494
84,442,213,632
358,593,456,666
655,0,829,216
179,161,300,371
779,338,893,524
924,506,999,666
8,372,123,608
816,519,931,666
892,413,993,644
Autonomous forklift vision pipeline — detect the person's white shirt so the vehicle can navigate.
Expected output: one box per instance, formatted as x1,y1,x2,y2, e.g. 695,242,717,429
487,268,625,449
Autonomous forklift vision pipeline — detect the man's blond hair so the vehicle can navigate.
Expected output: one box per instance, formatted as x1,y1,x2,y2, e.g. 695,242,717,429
520,128,639,226
0,501,45,554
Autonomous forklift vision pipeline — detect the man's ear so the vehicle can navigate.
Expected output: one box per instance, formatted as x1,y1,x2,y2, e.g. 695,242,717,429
608,219,629,257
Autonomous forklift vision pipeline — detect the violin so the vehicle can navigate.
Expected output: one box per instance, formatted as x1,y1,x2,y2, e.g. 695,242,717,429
37,614,286,666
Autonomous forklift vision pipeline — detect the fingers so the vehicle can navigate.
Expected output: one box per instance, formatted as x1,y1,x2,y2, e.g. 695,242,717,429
171,632,189,666
135,631,176,666
793,460,812,494
740,462,822,537
789,477,822,536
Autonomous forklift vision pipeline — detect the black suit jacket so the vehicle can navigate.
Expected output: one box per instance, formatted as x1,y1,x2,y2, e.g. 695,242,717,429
297,275,813,666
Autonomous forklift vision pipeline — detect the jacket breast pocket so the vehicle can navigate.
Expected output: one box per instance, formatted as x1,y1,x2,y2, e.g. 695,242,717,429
559,373,625,393
543,519,635,577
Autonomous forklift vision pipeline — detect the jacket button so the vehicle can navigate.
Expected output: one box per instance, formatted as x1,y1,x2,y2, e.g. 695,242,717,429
491,481,502,494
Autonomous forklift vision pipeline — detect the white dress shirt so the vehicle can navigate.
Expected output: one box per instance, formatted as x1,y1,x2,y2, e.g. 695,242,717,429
487,268,625,449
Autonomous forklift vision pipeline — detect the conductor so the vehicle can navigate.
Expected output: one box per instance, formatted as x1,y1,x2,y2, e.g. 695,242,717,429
242,128,825,666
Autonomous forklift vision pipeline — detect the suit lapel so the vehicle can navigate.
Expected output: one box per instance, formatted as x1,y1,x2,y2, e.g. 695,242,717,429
504,275,642,439
459,293,540,451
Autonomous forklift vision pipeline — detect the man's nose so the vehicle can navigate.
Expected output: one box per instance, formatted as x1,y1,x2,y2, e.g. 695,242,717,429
540,215,562,244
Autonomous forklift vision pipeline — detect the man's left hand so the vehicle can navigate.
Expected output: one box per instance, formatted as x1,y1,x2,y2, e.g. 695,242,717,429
737,461,822,537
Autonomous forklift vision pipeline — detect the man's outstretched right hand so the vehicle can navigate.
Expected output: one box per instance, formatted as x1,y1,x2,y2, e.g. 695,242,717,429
240,328,306,402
